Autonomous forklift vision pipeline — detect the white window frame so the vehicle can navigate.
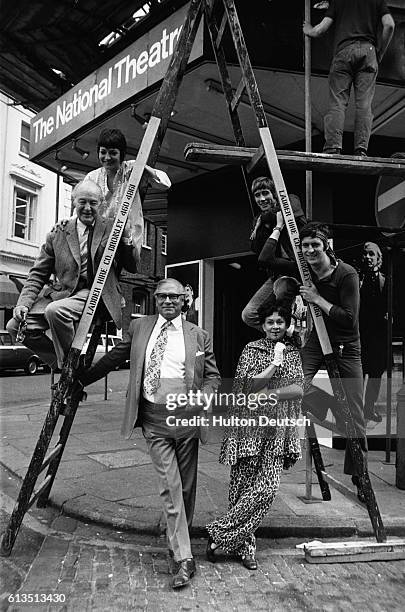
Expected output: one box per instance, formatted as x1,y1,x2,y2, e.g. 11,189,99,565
142,220,152,250
20,121,30,157
12,182,38,243
161,230,167,255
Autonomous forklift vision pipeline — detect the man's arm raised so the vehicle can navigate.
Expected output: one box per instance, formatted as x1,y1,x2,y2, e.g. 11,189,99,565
377,13,395,63
303,16,333,38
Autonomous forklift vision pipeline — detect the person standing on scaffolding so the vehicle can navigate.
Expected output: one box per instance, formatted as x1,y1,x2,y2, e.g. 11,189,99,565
259,216,367,502
303,0,395,156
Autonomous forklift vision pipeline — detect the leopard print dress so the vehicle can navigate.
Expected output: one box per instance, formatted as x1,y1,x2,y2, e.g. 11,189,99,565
207,338,304,558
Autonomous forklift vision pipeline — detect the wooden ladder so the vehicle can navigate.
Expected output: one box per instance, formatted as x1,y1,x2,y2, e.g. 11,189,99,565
0,0,386,557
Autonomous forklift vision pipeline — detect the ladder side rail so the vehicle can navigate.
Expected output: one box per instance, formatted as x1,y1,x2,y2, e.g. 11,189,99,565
144,0,204,172
306,423,332,501
221,0,267,129
204,0,245,146
36,398,82,508
36,325,102,508
0,399,63,555
203,1,254,212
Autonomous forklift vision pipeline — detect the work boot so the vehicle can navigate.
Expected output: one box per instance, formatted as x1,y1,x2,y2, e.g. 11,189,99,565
354,148,367,157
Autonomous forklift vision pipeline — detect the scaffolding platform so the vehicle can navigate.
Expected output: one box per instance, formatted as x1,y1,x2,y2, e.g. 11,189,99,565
184,143,405,176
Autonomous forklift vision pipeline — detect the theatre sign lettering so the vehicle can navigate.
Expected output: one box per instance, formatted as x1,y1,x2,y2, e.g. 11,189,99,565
30,3,203,158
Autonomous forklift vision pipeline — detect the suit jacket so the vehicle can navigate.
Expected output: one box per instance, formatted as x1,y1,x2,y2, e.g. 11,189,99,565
16,216,138,329
82,315,221,440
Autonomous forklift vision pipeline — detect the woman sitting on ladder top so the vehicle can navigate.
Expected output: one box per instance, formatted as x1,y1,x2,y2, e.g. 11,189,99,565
85,128,171,257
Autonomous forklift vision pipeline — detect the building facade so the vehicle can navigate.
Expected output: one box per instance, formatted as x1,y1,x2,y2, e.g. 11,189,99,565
0,93,71,328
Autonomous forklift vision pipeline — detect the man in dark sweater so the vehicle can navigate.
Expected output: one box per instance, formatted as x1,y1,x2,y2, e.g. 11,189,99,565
242,176,306,330
303,0,395,155
259,218,367,500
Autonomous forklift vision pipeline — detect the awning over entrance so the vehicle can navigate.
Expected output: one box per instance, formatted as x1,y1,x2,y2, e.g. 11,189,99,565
0,275,20,309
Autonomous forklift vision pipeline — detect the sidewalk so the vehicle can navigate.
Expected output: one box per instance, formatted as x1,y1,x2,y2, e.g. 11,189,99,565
1,388,405,539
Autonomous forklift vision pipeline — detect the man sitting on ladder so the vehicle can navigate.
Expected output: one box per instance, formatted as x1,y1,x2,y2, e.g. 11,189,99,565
7,180,139,371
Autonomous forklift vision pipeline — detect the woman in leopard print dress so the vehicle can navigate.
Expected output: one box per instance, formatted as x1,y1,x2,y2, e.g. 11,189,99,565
206,303,304,569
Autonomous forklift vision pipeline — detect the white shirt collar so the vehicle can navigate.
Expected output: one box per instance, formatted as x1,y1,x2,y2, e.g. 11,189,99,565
157,313,182,330
76,218,94,235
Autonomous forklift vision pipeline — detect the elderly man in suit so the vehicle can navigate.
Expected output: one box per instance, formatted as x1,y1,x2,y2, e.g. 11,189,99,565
78,278,221,589
7,179,138,369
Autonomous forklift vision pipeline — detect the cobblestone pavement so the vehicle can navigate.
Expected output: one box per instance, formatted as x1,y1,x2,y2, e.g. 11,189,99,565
1,505,405,612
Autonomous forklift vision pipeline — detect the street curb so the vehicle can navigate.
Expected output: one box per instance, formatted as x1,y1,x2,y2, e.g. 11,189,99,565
3,460,405,541
48,492,405,540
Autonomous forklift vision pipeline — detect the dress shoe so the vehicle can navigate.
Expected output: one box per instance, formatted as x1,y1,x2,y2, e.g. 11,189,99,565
354,148,367,157
365,409,382,423
352,475,366,504
241,555,258,570
171,558,196,589
323,147,341,155
206,536,218,563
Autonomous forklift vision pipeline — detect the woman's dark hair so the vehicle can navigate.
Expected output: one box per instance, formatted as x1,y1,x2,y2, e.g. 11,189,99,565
258,300,292,328
97,128,127,162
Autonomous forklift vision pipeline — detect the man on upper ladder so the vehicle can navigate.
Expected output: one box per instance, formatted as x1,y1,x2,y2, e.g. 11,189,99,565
303,0,395,156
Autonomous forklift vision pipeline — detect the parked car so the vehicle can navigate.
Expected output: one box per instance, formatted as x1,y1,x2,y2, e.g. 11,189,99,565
0,330,47,375
81,334,128,367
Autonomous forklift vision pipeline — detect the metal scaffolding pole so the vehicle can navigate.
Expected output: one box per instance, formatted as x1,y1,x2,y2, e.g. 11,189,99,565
304,0,313,220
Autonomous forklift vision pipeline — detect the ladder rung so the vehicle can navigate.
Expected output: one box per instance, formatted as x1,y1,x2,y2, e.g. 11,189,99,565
230,78,245,113
27,475,52,511
246,144,264,173
40,444,63,475
215,12,228,49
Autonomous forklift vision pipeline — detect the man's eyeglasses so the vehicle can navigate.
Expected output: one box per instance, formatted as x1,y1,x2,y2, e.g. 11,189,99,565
155,293,184,302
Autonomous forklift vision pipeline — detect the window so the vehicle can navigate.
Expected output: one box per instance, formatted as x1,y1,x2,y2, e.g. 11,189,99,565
13,185,37,241
142,220,151,248
0,333,13,346
133,290,147,314
20,122,30,156
161,230,167,255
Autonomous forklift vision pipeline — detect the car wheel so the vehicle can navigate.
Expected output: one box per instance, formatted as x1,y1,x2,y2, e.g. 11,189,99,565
25,357,38,375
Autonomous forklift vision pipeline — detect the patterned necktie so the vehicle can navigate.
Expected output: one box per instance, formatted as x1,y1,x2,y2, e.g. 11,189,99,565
143,320,172,396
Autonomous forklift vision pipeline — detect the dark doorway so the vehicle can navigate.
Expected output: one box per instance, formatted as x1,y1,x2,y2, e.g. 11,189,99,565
214,255,267,383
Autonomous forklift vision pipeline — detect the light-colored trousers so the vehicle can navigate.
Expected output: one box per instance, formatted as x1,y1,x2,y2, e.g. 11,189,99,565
141,401,199,562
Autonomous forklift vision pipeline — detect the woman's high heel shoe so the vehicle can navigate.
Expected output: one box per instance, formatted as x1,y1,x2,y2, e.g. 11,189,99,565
241,554,257,570
206,536,218,563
